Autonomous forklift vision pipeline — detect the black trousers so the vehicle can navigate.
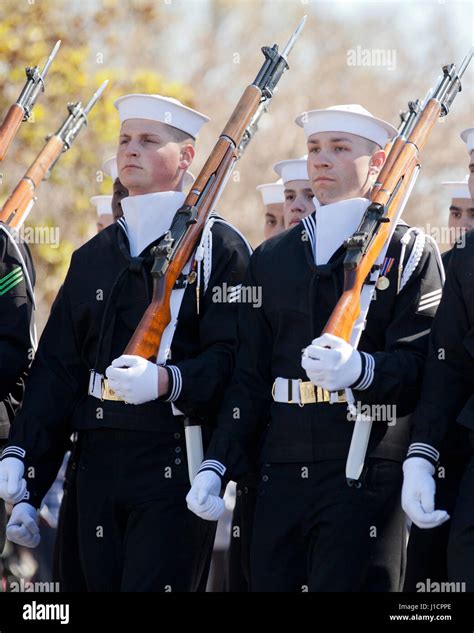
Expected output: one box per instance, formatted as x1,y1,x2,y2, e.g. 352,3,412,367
447,453,474,591
53,441,88,592
249,459,405,592
404,454,468,591
227,474,258,592
76,427,215,592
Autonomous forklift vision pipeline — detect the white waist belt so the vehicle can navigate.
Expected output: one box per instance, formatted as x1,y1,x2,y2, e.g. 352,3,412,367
88,370,124,402
272,377,347,406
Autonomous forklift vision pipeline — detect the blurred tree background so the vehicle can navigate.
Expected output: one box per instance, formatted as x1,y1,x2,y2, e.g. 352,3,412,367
0,0,472,331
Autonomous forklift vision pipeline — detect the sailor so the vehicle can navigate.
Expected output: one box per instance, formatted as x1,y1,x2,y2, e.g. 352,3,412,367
0,219,36,552
274,155,315,229
440,177,474,269
256,178,285,240
0,93,251,591
187,104,444,592
403,175,473,591
401,226,474,590
91,195,114,233
460,127,474,198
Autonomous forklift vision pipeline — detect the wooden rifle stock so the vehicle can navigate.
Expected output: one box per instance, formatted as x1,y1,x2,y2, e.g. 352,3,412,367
0,135,64,228
0,105,25,162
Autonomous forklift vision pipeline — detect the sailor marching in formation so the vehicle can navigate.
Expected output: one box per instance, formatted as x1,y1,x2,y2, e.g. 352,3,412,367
0,79,473,593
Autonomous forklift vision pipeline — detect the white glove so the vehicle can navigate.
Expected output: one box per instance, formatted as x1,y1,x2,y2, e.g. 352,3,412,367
105,354,159,405
6,502,40,548
186,471,225,521
402,457,450,529
0,457,26,504
301,333,362,391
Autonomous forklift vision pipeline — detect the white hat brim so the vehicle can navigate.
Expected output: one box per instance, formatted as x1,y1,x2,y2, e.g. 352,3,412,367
114,94,209,139
460,128,474,154
256,182,285,205
442,181,472,200
296,109,397,147
90,195,113,216
273,157,309,184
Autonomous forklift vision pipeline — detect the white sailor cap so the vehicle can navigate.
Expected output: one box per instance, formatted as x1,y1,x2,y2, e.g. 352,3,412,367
90,195,113,217
256,178,284,205
460,128,474,154
273,156,309,185
114,94,209,139
295,104,397,148
442,176,472,200
102,156,118,181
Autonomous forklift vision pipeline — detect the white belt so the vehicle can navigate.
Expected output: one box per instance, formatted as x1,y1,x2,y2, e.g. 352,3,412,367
88,371,124,402
272,377,347,406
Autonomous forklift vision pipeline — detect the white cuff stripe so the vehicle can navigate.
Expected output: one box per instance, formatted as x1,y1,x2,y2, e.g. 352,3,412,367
418,299,441,312
165,365,183,402
2,446,26,459
354,353,375,390
167,366,177,401
407,443,440,462
419,289,442,302
198,460,226,476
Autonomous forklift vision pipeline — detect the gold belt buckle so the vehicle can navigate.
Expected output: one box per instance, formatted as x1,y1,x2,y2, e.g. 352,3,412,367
317,386,330,403
337,390,347,404
101,379,124,402
299,381,316,407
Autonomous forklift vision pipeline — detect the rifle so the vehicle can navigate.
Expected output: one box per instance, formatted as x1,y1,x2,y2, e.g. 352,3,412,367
121,17,306,482
0,41,61,162
320,48,474,482
0,81,108,229
123,17,305,360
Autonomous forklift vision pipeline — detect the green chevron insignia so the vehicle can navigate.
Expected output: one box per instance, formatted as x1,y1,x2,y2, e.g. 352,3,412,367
0,266,24,296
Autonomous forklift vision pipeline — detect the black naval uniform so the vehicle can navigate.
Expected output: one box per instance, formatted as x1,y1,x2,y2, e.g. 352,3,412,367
200,211,444,592
405,230,474,591
403,245,470,591
0,222,35,550
17,423,87,591
13,285,87,591
5,215,250,591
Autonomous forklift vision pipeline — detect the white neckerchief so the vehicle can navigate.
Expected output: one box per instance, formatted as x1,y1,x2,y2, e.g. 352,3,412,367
120,190,186,257
314,196,370,266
